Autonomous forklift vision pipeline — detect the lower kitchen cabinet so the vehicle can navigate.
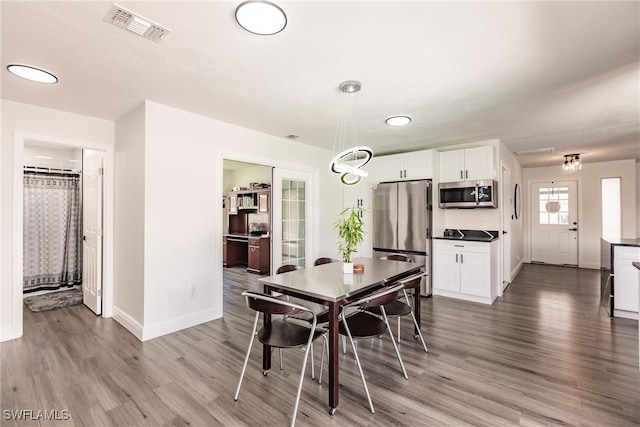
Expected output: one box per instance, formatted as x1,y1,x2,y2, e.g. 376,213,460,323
433,239,498,304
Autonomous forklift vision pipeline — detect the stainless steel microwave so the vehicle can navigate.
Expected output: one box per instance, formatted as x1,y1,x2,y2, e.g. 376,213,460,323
438,180,498,208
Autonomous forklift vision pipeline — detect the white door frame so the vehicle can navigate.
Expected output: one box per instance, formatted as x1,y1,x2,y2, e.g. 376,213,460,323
215,151,317,312
529,180,579,266
12,132,114,339
500,162,511,294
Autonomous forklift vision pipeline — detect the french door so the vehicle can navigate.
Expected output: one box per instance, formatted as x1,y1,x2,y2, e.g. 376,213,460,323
272,168,312,269
530,181,578,266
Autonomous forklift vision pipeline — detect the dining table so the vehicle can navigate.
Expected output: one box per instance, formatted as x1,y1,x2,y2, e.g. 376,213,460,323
258,257,424,415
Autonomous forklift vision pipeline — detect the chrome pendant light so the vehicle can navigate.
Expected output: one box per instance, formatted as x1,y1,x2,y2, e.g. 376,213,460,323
330,81,373,185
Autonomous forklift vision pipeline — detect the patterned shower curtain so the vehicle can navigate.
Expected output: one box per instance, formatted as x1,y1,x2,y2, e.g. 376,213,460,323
23,172,82,292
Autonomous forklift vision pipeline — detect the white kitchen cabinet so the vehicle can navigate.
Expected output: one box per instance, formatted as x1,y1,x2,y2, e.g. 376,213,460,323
439,146,493,183
614,246,640,316
343,179,374,258
373,150,434,182
433,239,498,304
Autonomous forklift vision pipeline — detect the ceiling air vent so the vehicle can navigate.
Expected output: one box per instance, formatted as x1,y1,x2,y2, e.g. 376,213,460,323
104,4,170,43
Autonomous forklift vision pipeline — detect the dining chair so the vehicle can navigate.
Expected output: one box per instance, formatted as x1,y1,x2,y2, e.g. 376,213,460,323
337,283,408,414
234,291,326,427
275,264,327,379
366,271,428,352
313,257,339,266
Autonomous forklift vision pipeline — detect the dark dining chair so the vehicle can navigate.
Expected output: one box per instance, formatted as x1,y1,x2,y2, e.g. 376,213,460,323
234,291,326,427
275,263,327,380
313,257,339,266
337,283,408,413
366,271,428,352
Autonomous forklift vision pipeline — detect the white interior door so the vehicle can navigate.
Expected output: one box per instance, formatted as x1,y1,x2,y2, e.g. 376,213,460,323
82,149,103,314
530,181,578,266
272,168,312,269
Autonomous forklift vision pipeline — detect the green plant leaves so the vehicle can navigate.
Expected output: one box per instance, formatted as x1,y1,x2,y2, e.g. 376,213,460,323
334,205,366,263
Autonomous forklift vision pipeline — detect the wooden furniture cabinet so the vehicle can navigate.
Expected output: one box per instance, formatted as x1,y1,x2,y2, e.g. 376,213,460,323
224,187,271,275
439,146,493,183
433,239,498,304
248,237,270,274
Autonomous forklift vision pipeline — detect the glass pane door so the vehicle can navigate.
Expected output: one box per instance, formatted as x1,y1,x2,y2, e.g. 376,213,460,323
272,168,312,269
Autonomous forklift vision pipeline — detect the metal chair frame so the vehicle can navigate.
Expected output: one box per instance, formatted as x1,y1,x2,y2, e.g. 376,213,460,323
337,283,408,414
234,291,325,427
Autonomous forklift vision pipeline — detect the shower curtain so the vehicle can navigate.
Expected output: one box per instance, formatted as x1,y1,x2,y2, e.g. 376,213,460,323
23,172,82,292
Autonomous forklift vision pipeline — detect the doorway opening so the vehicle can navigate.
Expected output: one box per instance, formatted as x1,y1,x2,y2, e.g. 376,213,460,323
11,133,114,340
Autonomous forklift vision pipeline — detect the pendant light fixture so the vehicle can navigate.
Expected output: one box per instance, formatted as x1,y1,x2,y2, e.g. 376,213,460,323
562,154,582,174
6,64,58,84
330,80,373,186
235,1,287,35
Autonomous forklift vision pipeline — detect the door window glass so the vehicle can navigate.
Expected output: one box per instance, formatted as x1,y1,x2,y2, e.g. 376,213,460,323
281,179,306,266
538,186,569,225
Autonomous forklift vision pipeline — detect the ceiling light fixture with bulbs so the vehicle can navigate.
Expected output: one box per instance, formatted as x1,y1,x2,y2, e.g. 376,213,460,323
562,154,582,174
329,80,374,186
235,1,287,35
6,64,58,84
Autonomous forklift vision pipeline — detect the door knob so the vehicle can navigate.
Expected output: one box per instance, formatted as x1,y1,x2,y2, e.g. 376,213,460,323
568,228,577,231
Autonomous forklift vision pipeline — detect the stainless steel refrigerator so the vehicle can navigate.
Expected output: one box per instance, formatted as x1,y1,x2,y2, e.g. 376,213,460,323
372,180,432,296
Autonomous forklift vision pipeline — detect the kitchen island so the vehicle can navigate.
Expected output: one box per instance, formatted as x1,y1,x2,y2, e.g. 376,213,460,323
600,236,640,319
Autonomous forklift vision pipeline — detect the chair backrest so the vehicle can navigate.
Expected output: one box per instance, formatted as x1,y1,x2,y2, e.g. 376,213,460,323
380,254,413,262
314,257,339,266
345,283,405,310
276,264,304,274
242,291,311,317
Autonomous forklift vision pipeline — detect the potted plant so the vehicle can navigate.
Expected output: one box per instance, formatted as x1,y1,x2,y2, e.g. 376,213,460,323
334,205,366,273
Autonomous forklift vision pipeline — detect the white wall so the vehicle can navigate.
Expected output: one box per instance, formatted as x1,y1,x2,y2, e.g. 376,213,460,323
23,144,82,171
523,159,637,269
229,164,272,188
1,100,114,341
637,161,640,237
113,103,146,333
125,101,342,340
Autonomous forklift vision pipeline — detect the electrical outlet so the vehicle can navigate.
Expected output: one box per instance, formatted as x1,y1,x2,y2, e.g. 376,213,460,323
190,284,196,296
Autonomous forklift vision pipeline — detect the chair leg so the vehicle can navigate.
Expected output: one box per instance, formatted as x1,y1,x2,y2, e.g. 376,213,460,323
397,316,401,342
342,335,347,354
290,328,316,427
381,307,408,379
319,334,328,384
341,315,375,414
403,289,428,352
279,349,284,370
310,342,315,379
234,312,260,401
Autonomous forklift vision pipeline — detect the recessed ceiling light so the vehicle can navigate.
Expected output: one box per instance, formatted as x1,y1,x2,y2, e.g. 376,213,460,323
386,116,411,127
235,1,287,35
6,64,58,84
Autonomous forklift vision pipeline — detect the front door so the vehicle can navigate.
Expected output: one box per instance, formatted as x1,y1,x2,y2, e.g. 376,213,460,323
82,149,103,314
530,181,578,266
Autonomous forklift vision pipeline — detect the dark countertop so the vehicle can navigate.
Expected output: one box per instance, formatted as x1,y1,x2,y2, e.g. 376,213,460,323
434,229,499,243
601,236,640,247
633,262,640,270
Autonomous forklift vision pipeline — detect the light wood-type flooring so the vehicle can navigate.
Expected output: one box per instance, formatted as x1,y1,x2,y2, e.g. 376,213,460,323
2,264,639,426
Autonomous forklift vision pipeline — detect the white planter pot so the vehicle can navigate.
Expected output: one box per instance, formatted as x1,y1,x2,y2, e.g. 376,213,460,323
342,262,354,274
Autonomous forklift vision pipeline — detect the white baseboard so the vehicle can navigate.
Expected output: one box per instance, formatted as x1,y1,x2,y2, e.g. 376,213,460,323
112,307,144,341
141,308,221,341
0,326,21,342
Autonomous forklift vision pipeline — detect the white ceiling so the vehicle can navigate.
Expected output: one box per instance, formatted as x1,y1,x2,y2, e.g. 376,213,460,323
2,1,638,168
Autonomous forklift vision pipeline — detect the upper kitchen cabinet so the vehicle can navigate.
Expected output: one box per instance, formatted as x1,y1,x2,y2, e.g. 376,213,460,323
439,146,493,183
372,150,435,182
